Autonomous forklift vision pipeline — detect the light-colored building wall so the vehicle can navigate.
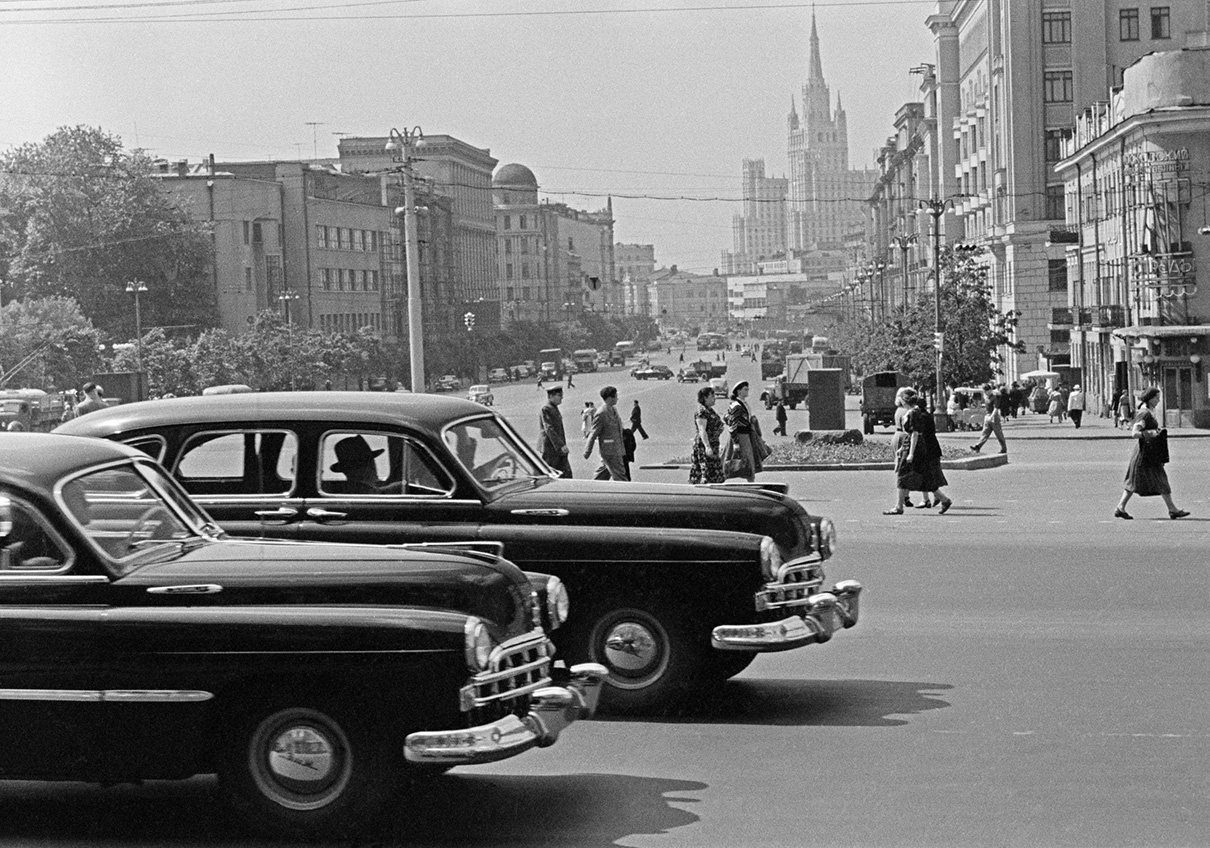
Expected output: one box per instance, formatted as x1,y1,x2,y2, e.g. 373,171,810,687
1058,45,1210,427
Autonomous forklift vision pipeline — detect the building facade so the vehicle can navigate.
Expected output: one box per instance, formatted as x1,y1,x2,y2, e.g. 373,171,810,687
1057,45,1210,427
492,163,617,325
722,159,789,274
641,266,728,331
919,0,1206,380
786,13,876,253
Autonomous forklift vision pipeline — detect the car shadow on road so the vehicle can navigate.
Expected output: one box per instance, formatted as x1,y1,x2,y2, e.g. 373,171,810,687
604,678,952,727
0,773,706,847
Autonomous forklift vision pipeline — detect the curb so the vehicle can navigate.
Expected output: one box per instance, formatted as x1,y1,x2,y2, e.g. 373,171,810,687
642,453,1009,472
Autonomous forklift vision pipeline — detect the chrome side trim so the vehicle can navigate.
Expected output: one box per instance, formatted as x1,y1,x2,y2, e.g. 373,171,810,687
146,584,223,595
0,575,109,585
509,508,569,517
0,689,214,703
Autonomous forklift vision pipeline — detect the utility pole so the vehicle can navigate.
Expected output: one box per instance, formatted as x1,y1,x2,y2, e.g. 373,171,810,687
920,198,953,428
385,127,425,393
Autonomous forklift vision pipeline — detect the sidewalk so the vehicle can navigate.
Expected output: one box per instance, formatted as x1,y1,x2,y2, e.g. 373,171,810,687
940,408,1210,442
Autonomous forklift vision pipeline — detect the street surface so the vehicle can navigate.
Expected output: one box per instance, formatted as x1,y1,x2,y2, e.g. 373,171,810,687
3,349,1209,846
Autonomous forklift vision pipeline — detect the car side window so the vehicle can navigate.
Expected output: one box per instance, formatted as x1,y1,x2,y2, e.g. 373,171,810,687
0,495,72,572
319,431,453,497
174,430,298,497
123,435,166,463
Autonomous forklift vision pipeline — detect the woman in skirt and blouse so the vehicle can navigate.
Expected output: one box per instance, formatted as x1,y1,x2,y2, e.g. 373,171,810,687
689,384,725,484
723,381,761,482
1114,386,1189,519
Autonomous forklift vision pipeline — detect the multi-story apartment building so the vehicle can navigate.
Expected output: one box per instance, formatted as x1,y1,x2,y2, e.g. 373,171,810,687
337,134,498,310
641,266,728,331
617,243,656,282
158,158,453,360
787,14,876,253
492,163,617,325
1057,45,1210,427
722,159,789,274
917,0,1204,379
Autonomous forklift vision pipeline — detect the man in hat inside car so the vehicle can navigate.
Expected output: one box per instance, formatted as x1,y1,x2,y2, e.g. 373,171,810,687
538,385,573,478
330,435,401,494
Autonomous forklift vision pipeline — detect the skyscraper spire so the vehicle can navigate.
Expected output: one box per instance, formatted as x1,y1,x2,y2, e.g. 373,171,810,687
807,7,824,82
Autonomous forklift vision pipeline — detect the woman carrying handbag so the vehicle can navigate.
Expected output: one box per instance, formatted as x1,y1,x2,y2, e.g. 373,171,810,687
722,381,765,481
1114,386,1189,519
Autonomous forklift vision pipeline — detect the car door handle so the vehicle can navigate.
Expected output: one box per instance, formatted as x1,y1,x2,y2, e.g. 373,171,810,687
306,507,348,522
255,507,298,521
510,508,569,517
146,584,223,595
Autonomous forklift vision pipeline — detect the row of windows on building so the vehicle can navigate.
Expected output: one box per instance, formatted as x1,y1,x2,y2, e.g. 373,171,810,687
319,312,383,333
499,235,575,255
1042,7,1172,44
320,268,381,292
316,226,383,252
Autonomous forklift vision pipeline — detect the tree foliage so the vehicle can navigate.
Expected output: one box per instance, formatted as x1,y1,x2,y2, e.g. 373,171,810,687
829,247,1022,393
0,126,216,339
0,296,103,389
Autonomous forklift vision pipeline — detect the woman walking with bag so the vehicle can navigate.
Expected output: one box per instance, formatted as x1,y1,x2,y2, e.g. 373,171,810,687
884,387,931,513
722,381,763,481
892,394,953,514
1114,387,1189,519
689,384,725,484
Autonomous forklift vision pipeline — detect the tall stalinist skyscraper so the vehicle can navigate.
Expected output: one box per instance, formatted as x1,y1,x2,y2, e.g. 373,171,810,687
786,12,874,251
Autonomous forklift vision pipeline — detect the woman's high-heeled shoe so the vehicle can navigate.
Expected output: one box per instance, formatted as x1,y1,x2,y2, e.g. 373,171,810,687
1169,509,1190,519
882,507,903,515
938,498,953,514
1114,508,1133,520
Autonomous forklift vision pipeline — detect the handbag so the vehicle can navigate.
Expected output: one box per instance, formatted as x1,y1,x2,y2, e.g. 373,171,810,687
1144,429,1170,464
750,417,773,461
721,437,750,478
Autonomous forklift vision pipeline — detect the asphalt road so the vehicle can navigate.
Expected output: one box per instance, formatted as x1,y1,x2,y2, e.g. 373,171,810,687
4,353,1208,847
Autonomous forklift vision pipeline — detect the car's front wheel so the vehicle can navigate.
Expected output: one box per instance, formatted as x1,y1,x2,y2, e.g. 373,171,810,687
220,702,393,838
577,604,708,715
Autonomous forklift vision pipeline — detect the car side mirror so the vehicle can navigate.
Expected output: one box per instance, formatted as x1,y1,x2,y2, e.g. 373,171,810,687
0,496,12,542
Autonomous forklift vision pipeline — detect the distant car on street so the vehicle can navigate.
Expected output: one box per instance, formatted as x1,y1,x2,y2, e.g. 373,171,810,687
487,367,510,383
633,364,674,381
710,377,729,398
468,384,495,406
435,374,460,392
678,369,701,383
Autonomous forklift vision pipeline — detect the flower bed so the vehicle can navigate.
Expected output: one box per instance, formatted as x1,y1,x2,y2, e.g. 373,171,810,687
668,440,968,466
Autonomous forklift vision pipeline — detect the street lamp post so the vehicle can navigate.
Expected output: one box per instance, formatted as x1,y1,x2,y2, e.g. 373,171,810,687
125,280,147,395
277,289,301,389
890,234,918,310
920,197,954,427
385,127,425,393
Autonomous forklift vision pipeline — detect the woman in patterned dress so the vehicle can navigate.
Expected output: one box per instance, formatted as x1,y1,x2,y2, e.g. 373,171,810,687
1114,386,1189,519
689,384,725,484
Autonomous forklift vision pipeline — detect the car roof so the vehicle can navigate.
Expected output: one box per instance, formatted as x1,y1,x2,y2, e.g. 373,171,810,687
56,391,494,438
0,433,144,490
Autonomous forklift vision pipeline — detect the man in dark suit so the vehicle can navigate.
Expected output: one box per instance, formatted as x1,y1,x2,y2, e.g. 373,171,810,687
538,385,573,478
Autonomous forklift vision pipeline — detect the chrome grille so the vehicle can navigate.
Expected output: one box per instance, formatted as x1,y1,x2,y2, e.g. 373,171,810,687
755,564,823,611
460,630,554,714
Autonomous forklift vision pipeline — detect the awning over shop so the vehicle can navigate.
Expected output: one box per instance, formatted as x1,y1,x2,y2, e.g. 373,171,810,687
1111,324,1210,341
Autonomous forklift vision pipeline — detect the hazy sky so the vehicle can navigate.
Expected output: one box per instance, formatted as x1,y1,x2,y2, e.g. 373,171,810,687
1,0,936,274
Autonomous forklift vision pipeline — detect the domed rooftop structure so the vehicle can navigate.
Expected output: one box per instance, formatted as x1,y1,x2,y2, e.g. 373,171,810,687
493,163,538,189
493,163,539,205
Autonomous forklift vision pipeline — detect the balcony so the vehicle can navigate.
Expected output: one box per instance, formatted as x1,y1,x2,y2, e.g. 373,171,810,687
1091,305,1127,328
1077,308,1094,328
1049,308,1073,328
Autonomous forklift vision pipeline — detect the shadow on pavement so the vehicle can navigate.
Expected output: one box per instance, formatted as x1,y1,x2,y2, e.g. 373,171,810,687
0,772,705,848
604,678,952,727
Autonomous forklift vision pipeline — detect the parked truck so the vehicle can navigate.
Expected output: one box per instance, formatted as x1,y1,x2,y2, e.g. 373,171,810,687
758,352,852,409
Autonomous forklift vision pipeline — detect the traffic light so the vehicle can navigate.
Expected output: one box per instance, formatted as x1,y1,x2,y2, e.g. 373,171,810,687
463,311,476,332
933,331,944,351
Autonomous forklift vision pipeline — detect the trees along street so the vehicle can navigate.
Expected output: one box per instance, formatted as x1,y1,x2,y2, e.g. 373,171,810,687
4,352,1210,845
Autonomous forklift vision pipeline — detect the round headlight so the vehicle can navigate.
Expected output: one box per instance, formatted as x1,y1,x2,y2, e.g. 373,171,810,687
759,535,783,581
819,518,837,559
545,576,570,629
464,617,493,672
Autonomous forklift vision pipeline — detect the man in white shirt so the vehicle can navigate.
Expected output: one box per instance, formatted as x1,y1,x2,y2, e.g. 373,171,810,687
1067,384,1086,429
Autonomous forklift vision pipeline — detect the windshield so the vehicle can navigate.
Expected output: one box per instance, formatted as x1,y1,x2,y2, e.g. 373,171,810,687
443,415,548,492
58,461,207,574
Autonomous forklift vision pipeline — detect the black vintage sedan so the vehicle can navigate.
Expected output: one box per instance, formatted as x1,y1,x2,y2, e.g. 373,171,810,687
59,393,861,714
0,433,603,836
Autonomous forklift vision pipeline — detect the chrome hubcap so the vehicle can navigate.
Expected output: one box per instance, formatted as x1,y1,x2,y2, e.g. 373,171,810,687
268,725,337,786
604,622,660,674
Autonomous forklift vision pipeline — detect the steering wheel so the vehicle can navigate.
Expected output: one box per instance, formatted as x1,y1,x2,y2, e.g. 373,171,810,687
485,455,519,482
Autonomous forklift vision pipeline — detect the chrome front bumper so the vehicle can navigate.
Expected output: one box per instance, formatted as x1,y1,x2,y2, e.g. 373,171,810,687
711,579,862,651
403,662,608,765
